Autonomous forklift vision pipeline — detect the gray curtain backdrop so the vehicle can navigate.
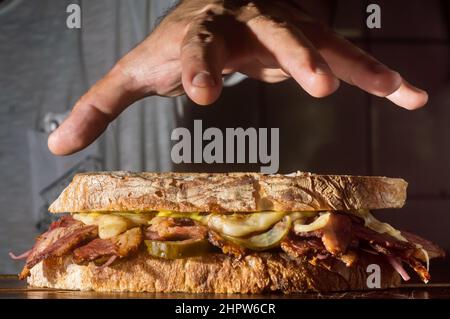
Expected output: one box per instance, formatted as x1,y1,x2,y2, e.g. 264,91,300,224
0,0,179,273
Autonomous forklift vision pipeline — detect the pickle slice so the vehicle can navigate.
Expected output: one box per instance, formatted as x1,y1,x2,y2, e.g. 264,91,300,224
144,239,212,259
222,216,291,251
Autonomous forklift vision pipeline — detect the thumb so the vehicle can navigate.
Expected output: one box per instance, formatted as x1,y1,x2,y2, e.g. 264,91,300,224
48,66,140,155
180,27,225,105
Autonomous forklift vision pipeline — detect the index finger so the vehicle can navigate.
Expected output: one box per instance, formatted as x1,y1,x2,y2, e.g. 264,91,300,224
299,21,428,109
48,66,139,155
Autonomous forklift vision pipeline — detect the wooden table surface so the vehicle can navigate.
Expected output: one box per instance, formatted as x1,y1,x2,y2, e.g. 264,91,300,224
1,275,450,299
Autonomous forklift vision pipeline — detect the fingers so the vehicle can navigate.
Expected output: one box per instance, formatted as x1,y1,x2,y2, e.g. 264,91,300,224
248,17,339,98
181,26,226,105
387,79,428,110
300,22,428,108
48,66,139,155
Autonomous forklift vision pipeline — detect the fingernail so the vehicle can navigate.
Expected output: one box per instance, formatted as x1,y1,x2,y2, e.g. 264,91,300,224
192,72,215,88
315,63,333,75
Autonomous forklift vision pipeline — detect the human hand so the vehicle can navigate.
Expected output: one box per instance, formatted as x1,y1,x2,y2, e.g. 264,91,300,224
48,0,428,155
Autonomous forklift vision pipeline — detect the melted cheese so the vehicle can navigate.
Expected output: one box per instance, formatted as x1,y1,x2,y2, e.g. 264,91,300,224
206,212,285,237
350,209,407,242
293,212,330,233
73,212,154,239
206,211,319,237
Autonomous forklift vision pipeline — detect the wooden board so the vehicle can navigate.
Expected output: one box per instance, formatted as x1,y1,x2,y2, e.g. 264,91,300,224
1,275,450,299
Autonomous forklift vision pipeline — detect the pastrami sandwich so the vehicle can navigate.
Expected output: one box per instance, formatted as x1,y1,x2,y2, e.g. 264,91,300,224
14,171,445,293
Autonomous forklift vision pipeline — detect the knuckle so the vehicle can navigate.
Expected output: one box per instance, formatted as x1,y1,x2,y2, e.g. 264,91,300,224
243,2,262,16
250,14,295,33
249,14,270,25
182,30,215,57
108,62,139,93
184,11,223,45
191,30,215,44
199,3,225,16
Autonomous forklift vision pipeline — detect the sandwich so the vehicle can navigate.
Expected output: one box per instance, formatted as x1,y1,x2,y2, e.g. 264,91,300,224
13,171,445,293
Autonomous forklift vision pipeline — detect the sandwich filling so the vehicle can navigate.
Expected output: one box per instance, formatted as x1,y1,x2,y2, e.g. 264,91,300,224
15,210,444,283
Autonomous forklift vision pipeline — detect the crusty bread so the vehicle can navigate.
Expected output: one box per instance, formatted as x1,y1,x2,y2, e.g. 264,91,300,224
28,250,400,293
49,171,407,213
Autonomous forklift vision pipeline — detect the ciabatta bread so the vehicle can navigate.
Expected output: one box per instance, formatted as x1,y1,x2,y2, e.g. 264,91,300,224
49,171,407,213
28,250,400,293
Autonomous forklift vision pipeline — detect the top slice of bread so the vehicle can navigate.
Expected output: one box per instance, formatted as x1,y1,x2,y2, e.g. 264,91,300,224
49,171,407,213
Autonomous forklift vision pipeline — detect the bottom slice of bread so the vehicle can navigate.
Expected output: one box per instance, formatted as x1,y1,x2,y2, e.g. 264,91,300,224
28,250,400,293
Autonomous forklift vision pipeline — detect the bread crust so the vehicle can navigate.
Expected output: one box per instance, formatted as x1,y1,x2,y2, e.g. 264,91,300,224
49,171,407,213
28,250,400,293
